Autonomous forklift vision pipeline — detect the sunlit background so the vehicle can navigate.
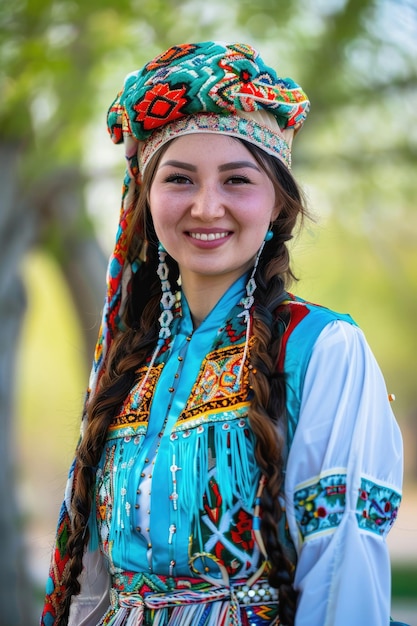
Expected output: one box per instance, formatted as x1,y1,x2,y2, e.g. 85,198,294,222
1,0,416,623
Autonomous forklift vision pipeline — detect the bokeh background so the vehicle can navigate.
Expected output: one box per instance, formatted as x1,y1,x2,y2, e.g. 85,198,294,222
1,0,416,624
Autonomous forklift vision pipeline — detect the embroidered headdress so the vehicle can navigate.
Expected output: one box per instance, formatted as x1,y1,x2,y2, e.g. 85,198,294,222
108,41,309,171
88,41,309,403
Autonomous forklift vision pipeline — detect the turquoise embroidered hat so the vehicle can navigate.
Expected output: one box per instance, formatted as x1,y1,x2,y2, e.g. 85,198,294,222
107,41,310,172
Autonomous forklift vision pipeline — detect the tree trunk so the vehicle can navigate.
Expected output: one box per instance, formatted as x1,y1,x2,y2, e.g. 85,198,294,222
0,142,38,625
41,166,108,364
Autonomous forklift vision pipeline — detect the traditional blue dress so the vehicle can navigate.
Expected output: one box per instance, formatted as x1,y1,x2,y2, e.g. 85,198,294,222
45,276,403,626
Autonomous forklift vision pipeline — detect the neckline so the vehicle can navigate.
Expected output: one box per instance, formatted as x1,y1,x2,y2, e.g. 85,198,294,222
178,273,248,338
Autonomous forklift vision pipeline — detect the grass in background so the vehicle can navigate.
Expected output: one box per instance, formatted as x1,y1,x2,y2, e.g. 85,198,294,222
392,564,417,599
16,249,89,591
17,249,87,468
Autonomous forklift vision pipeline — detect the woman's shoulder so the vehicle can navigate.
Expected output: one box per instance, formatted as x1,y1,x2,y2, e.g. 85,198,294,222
277,292,357,331
274,292,360,384
276,294,363,444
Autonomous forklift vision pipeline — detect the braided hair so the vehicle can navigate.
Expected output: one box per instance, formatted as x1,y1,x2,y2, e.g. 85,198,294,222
57,139,307,625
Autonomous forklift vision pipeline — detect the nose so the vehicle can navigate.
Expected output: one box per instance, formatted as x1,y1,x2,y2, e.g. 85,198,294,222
190,184,225,221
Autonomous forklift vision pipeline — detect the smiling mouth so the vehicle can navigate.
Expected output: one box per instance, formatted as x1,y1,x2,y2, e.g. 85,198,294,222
189,231,230,241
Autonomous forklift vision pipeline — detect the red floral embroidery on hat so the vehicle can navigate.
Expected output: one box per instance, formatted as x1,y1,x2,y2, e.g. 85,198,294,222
239,81,275,101
146,43,197,70
240,69,251,83
133,82,188,130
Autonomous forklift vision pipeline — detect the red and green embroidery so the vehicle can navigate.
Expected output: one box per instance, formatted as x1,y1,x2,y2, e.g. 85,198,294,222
356,477,401,536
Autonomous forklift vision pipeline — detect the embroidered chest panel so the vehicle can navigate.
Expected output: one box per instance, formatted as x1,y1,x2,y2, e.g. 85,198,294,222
108,311,252,437
179,340,252,426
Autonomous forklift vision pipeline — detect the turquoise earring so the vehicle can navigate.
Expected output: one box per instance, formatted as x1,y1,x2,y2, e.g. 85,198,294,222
264,230,274,242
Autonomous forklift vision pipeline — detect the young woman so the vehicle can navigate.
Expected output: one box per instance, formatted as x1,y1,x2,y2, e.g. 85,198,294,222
41,41,403,626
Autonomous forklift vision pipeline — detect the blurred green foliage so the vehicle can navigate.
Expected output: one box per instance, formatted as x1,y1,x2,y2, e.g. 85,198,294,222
392,564,417,599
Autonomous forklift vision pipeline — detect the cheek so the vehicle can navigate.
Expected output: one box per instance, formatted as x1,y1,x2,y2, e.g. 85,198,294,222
150,208,184,254
152,217,174,245
239,204,273,233
149,194,172,232
239,188,276,220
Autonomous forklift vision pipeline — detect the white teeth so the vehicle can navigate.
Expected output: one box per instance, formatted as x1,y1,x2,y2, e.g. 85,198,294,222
190,232,229,241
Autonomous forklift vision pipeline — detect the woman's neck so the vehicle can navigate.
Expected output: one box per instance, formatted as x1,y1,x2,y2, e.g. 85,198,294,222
181,272,244,328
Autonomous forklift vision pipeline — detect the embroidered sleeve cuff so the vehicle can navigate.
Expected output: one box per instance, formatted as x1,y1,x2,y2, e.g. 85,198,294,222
294,471,401,542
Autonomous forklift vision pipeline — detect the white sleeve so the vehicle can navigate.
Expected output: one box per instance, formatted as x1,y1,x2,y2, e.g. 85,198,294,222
284,321,403,626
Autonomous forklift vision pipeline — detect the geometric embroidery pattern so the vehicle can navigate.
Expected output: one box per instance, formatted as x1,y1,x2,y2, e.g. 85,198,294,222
95,444,116,559
356,476,401,537
108,363,164,432
189,472,261,579
179,341,252,424
294,472,347,541
40,469,75,625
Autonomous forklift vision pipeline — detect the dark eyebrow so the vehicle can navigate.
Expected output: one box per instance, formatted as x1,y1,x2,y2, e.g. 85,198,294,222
159,160,197,172
159,159,260,172
218,161,260,172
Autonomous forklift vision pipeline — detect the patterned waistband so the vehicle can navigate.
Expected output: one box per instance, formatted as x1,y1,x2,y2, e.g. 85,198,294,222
105,571,279,625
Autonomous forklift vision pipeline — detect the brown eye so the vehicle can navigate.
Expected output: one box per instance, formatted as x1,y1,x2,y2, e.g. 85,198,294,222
165,173,192,184
226,175,251,184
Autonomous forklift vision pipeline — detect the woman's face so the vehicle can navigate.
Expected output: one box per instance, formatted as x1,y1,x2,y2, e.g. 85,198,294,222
149,133,278,293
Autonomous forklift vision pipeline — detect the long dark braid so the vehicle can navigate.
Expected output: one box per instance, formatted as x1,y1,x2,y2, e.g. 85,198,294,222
249,260,298,625
242,141,307,625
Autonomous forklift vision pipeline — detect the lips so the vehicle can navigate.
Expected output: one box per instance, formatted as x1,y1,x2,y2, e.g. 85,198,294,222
188,231,230,241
